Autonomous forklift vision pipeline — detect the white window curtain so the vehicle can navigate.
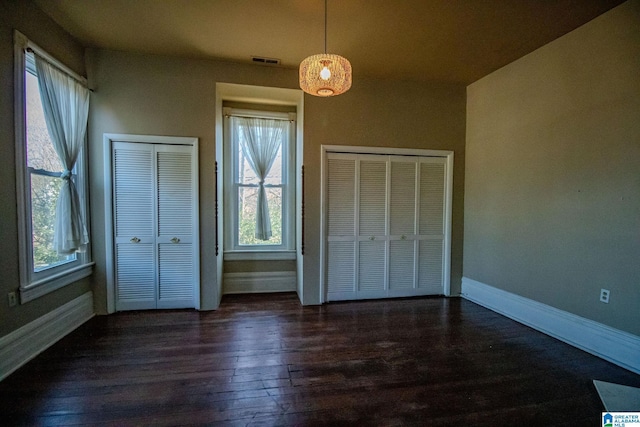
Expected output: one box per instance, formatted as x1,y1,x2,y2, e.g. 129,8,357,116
35,55,90,255
236,117,287,241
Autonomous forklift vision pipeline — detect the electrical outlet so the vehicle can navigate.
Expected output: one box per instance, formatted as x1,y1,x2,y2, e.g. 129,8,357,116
7,292,17,307
599,288,610,304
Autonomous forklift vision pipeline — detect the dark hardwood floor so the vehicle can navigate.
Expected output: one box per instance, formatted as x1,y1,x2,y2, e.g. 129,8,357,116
1,293,638,426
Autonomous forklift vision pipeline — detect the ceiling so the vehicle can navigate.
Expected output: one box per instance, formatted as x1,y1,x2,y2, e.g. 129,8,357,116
34,0,625,84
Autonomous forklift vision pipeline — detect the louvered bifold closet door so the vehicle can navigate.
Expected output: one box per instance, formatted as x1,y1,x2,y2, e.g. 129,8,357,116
326,155,357,300
417,158,446,294
388,158,417,294
358,158,387,297
156,145,195,309
325,151,448,302
113,142,157,310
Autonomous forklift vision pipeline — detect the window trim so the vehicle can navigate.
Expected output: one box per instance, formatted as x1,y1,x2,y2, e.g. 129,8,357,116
223,107,296,256
13,30,93,303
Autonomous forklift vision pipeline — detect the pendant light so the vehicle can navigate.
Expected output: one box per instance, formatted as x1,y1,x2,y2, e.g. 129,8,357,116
299,0,352,97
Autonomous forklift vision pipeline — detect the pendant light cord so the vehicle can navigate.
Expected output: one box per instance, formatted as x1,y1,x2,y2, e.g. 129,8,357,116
324,0,327,53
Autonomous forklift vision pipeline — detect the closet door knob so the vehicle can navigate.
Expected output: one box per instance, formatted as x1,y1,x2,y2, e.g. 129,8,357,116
369,236,375,241
130,237,140,243
401,235,407,240
171,237,180,243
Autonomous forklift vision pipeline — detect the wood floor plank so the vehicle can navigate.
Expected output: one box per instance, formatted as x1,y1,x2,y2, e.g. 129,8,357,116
1,293,638,426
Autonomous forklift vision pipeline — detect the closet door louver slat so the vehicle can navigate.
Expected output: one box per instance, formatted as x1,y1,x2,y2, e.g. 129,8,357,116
418,240,444,293
114,146,154,238
157,149,193,238
158,244,194,304
327,158,355,237
359,160,387,236
327,241,355,294
115,243,156,306
390,161,416,236
419,161,445,236
358,240,386,292
389,240,415,290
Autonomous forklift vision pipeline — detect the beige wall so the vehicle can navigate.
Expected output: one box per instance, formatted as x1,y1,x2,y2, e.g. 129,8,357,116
0,0,91,337
465,0,640,335
87,49,466,312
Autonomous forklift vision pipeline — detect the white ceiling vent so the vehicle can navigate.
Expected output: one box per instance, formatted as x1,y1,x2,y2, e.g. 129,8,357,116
251,56,281,66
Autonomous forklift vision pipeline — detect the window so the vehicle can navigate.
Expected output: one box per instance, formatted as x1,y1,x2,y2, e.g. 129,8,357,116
25,53,77,271
14,31,93,302
223,108,296,257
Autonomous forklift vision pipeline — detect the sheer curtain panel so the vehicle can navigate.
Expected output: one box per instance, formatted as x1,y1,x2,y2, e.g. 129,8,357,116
35,55,90,255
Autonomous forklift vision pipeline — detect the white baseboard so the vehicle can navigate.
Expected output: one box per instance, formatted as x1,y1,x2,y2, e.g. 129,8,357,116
461,278,640,375
0,291,95,381
223,271,297,294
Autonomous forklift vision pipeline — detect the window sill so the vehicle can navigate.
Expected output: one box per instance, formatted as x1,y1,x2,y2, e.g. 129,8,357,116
20,262,95,303
224,251,296,261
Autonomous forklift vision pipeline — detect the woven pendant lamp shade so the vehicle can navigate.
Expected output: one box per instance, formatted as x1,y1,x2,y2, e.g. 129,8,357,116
299,53,352,97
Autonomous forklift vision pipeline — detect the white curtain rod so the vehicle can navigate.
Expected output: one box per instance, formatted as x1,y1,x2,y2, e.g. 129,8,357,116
16,30,89,88
26,47,90,90
223,108,296,122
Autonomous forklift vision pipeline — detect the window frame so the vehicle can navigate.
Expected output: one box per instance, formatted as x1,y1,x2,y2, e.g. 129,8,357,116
223,107,296,259
14,30,93,303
